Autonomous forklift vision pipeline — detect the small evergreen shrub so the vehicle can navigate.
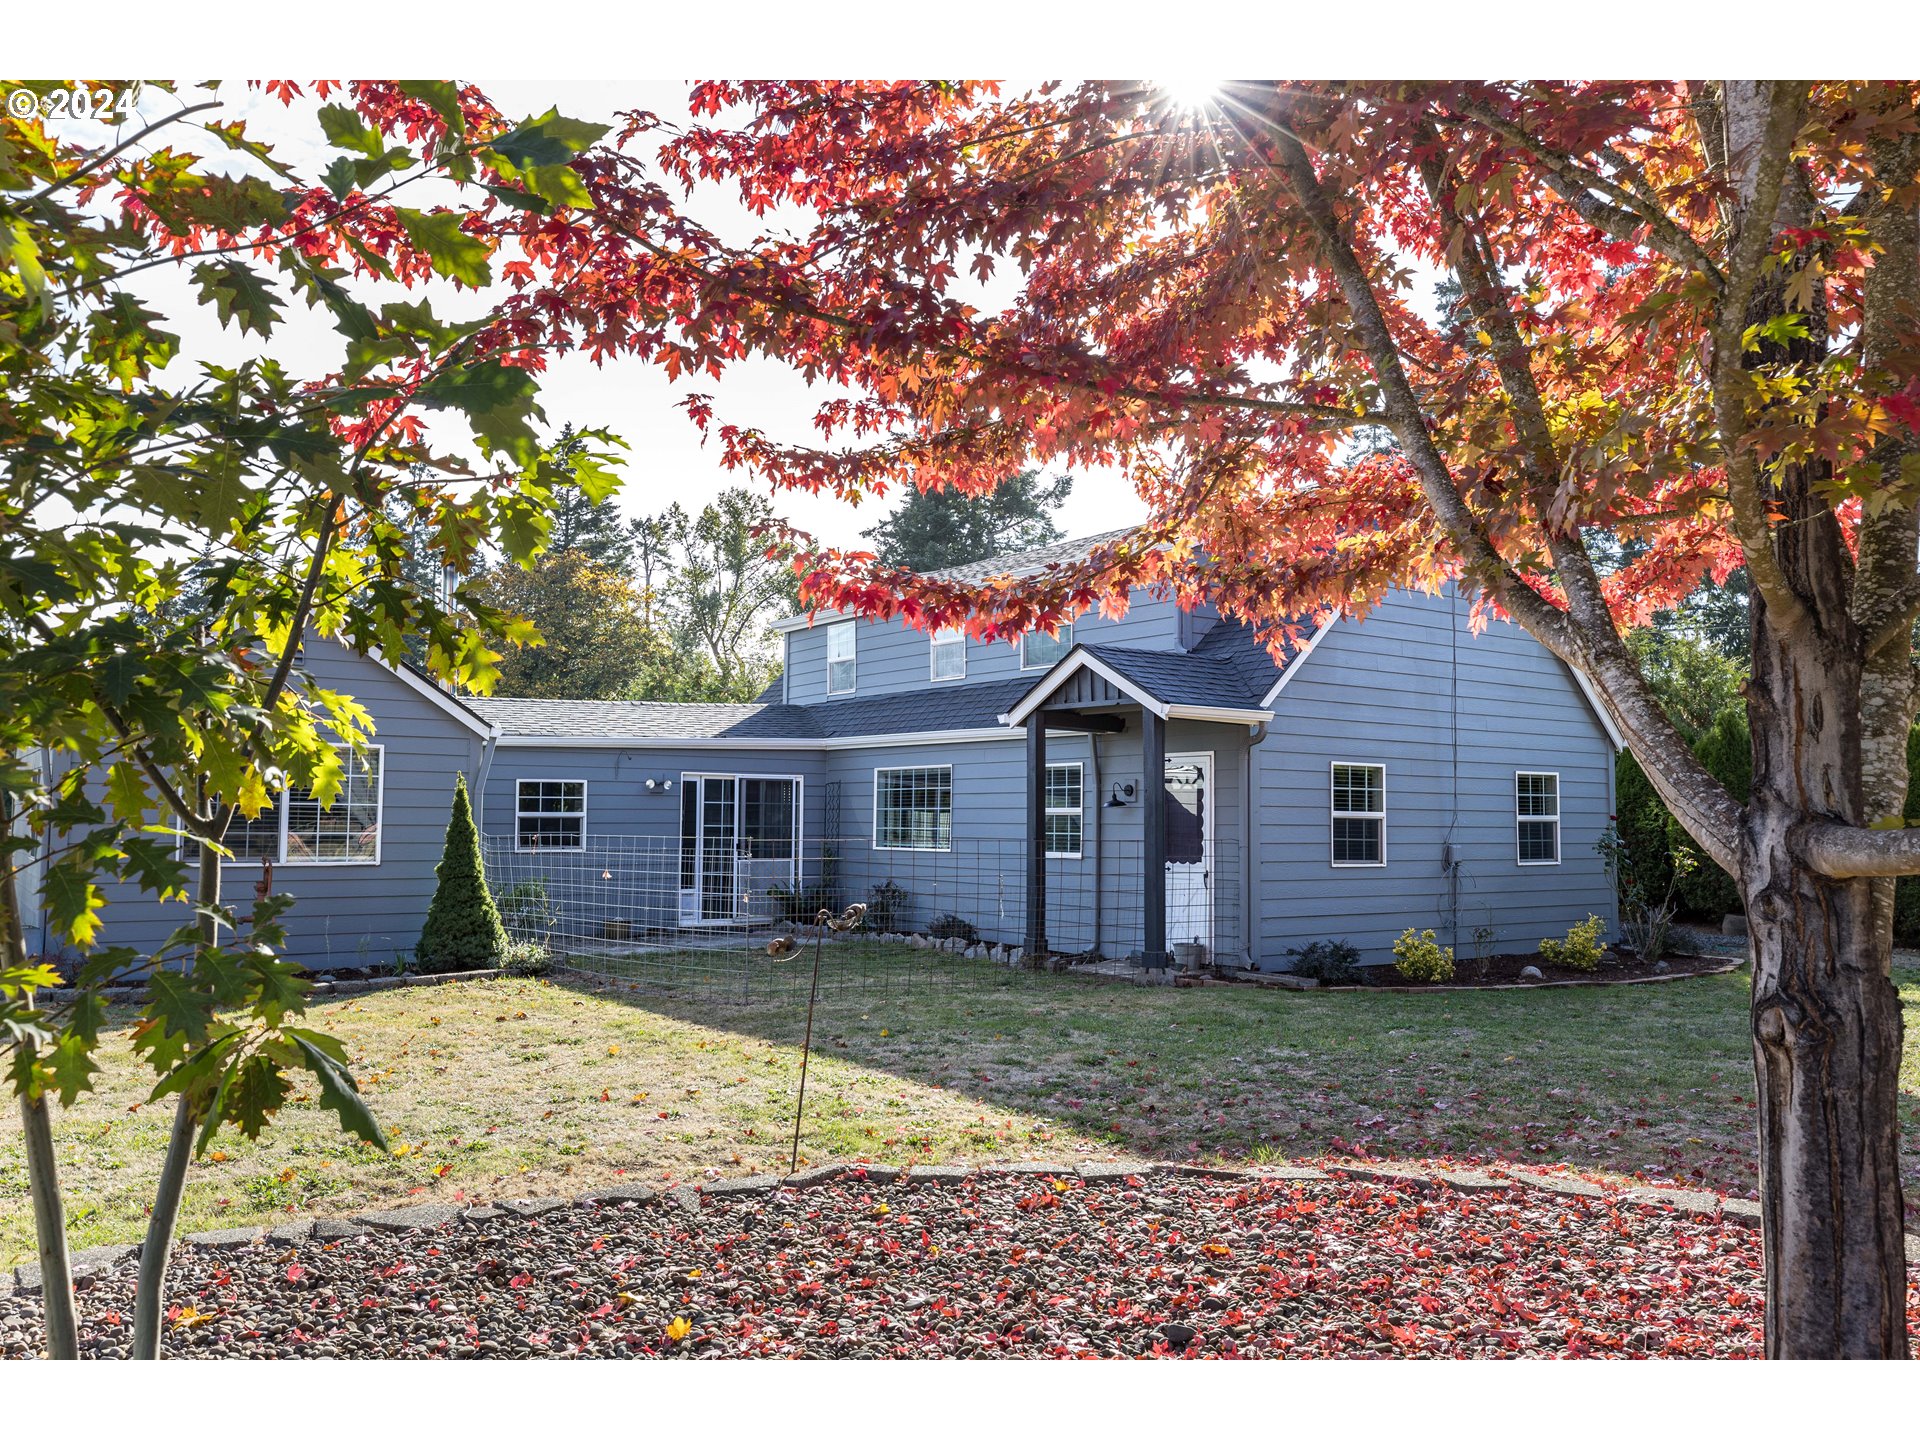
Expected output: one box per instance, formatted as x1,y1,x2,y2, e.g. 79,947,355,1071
1392,928,1454,983
415,774,510,974
1539,914,1607,972
1286,938,1363,984
866,879,909,933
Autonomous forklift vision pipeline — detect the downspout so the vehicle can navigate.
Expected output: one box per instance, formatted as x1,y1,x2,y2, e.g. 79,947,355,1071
1088,730,1102,958
475,727,500,834
1243,721,1270,969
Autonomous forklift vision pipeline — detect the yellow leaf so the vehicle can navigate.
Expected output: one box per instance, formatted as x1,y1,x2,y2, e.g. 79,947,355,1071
665,1316,692,1343
607,1044,620,1056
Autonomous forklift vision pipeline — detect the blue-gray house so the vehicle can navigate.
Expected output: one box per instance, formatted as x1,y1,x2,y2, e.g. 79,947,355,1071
41,530,1622,973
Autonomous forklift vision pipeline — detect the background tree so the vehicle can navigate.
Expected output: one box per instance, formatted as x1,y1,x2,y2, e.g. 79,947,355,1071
472,552,672,699
543,424,637,570
568,80,1920,1356
861,468,1073,571
0,80,628,1357
659,488,800,699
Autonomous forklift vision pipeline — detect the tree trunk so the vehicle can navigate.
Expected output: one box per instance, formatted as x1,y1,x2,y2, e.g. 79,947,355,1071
129,840,219,1360
1746,594,1910,1358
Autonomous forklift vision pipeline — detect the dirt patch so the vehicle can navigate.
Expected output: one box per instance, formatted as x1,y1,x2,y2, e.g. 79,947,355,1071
1325,950,1737,990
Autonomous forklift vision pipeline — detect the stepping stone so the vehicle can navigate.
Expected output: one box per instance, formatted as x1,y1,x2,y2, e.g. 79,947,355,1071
498,1197,569,1219
268,1220,316,1245
700,1175,781,1198
980,1161,1071,1177
1254,1165,1329,1183
905,1164,973,1185
1720,1198,1762,1229
1076,1162,1148,1182
1619,1187,1721,1218
1259,974,1319,990
664,1186,702,1219
183,1226,265,1250
581,1183,658,1206
1906,1233,1920,1266
780,1164,848,1189
1324,1161,1438,1190
1153,1162,1248,1180
1509,1171,1607,1200
358,1203,462,1232
312,1217,368,1240
461,1205,506,1222
14,1243,137,1293
1429,1167,1511,1193
852,1162,905,1182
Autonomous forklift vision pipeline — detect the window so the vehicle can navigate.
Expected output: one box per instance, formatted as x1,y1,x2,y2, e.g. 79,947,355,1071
930,628,966,682
1330,762,1385,866
1021,622,1073,670
1043,762,1083,858
827,620,856,694
517,779,586,850
202,746,383,865
874,766,953,851
1516,771,1561,864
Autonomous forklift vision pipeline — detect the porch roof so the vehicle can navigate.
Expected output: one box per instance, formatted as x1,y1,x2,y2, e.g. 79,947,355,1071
1001,623,1289,728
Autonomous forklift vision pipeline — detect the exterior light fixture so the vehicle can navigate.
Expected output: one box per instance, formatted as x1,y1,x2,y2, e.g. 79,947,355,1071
1105,781,1137,808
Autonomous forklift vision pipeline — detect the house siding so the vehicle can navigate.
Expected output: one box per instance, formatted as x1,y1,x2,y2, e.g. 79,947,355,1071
73,638,487,970
1252,587,1618,968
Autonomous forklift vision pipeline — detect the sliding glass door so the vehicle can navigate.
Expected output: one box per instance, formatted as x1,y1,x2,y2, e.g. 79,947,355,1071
678,773,802,924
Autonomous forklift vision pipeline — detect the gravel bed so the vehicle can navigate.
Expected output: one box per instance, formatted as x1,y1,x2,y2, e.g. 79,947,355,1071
4,1169,1916,1359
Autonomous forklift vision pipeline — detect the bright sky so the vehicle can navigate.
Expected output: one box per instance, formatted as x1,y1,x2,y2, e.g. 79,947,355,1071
54,79,1147,555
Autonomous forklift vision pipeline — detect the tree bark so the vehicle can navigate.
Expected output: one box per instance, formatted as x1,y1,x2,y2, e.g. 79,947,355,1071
1744,549,1910,1358
129,840,220,1361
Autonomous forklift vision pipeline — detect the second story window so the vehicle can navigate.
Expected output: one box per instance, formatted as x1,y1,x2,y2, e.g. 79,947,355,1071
827,620,856,694
930,628,966,682
1022,621,1074,670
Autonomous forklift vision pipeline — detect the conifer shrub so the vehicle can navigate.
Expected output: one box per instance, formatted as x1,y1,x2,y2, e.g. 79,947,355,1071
415,774,509,974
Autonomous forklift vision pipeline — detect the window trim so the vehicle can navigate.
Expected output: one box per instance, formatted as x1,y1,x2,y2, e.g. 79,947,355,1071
1515,769,1562,866
871,764,954,853
826,620,856,695
1043,760,1083,860
1020,621,1074,671
1329,760,1387,869
929,627,966,683
203,744,386,868
514,777,589,853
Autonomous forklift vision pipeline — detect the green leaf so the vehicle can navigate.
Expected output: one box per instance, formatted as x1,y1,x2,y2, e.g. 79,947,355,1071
144,969,214,1047
397,81,465,138
104,761,149,824
418,361,543,465
520,163,594,211
45,1032,100,1106
484,109,609,172
394,209,491,289
43,860,105,948
221,1052,293,1141
192,260,286,338
481,183,549,214
287,1029,386,1150
318,103,385,158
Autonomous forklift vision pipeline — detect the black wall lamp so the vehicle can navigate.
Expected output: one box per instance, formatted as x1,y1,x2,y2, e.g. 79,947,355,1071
1105,781,1137,809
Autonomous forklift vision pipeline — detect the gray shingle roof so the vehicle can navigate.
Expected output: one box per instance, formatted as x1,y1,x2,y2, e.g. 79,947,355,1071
464,697,823,740
919,526,1142,584
1187,617,1305,699
1078,643,1272,712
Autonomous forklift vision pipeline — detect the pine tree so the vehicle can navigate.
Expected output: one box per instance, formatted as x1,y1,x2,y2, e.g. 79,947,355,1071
415,774,509,973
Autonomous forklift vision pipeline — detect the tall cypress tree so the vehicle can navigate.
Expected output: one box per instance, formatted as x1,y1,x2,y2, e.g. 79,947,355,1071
415,774,509,973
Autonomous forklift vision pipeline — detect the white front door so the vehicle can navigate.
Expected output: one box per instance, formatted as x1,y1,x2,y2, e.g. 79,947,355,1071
1164,751,1213,954
679,774,801,925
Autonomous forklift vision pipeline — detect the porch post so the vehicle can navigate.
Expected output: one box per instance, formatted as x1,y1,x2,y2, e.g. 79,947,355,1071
1141,707,1167,968
1024,714,1047,959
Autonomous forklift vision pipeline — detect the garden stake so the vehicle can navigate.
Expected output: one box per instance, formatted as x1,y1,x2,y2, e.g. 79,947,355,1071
788,902,866,1175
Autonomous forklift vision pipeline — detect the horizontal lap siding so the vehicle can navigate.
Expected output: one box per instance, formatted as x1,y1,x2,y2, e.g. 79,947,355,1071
784,596,1185,705
78,640,486,970
1253,589,1617,968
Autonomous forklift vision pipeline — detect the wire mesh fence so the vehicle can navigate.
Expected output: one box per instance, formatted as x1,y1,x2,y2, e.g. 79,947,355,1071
482,835,1244,1003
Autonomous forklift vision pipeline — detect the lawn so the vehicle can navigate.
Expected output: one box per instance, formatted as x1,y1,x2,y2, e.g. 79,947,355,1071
5,948,1919,1266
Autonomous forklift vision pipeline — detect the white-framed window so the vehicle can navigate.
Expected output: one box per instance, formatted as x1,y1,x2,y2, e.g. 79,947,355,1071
930,627,966,682
516,779,587,850
1516,771,1561,865
826,620,856,694
1330,761,1385,867
1043,762,1083,859
214,745,384,866
1021,621,1074,670
873,765,953,851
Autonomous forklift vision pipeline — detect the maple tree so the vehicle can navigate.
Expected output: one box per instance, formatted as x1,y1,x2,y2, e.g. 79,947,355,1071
0,80,625,1357
484,81,1919,1357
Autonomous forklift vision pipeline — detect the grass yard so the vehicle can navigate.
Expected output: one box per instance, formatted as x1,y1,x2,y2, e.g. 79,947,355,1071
5,951,1920,1266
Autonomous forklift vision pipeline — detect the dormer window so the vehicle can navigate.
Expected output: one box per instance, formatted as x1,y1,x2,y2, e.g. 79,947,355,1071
826,620,856,694
1022,622,1073,670
930,628,966,682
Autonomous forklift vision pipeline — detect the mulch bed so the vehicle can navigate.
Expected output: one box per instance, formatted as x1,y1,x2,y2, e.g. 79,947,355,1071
6,1169,1913,1359
1348,950,1737,989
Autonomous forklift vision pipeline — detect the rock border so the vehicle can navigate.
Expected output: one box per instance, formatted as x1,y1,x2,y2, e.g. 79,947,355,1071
1262,954,1746,994
27,1156,1906,1296
81,967,507,1005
